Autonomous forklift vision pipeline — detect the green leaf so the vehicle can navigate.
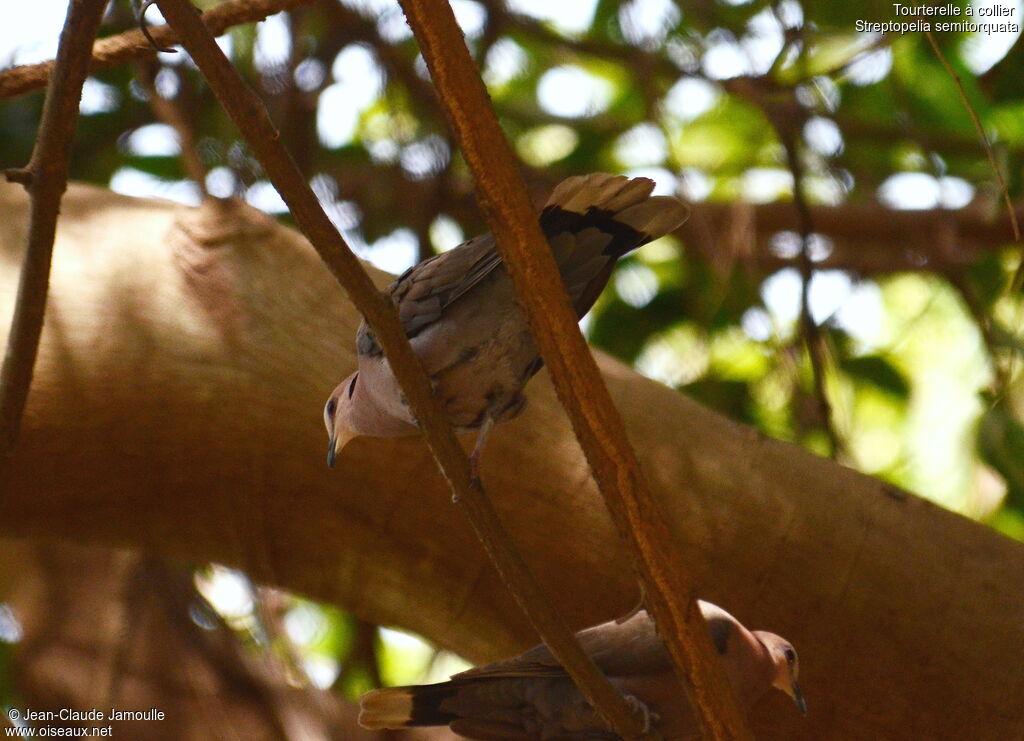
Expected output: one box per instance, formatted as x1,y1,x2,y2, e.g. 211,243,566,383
987,322,1024,355
589,291,685,362
966,253,1008,307
841,355,911,398
672,98,776,172
989,506,1024,542
977,402,1024,509
123,155,185,180
990,102,1024,146
683,378,753,423
775,32,877,84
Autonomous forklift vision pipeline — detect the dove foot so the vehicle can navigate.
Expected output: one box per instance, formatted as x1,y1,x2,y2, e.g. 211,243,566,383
468,414,495,486
623,695,656,734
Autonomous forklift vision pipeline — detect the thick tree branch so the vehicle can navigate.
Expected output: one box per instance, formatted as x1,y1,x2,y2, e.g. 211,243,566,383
1,183,1023,739
0,0,108,492
398,1,753,739
682,199,1023,274
150,1,656,739
0,0,315,101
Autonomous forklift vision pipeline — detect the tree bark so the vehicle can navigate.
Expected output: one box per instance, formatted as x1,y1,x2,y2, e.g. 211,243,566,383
0,182,1021,740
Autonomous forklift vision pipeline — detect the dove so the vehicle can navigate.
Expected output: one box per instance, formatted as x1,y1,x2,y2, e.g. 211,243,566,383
358,603,805,740
324,173,690,468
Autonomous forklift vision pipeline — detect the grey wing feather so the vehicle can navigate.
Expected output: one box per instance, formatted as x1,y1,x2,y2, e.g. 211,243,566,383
356,173,688,357
454,612,670,682
356,234,501,357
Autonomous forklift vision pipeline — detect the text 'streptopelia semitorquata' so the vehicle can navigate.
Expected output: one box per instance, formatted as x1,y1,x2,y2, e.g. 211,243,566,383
324,173,690,469
358,603,805,740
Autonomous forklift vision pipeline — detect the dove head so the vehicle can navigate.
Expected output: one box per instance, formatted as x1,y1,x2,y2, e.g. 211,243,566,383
755,631,806,714
324,372,362,468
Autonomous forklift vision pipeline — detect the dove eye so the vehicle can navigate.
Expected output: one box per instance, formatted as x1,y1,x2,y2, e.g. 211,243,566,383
326,399,337,418
783,647,796,664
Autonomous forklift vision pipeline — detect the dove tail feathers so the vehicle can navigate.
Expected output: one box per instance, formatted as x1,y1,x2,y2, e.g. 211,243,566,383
540,173,689,259
359,683,460,729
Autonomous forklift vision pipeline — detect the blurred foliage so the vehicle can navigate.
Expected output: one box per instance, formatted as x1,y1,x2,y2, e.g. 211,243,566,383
2,0,1024,693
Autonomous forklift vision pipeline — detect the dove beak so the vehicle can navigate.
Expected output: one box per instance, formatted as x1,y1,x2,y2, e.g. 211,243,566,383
327,437,338,468
789,681,807,714
326,427,359,468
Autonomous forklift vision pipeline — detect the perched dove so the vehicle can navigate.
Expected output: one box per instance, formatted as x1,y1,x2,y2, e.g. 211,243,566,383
358,603,805,740
324,173,690,468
